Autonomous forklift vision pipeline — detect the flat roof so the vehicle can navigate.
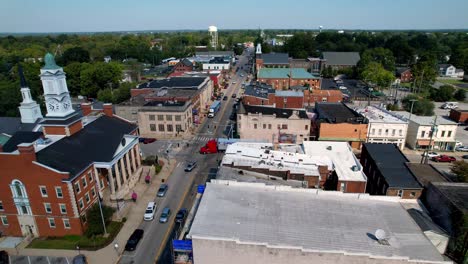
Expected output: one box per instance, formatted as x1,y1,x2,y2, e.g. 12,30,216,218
189,182,446,263
356,106,407,124
136,77,208,89
393,111,457,126
363,143,422,189
431,182,468,213
316,102,365,124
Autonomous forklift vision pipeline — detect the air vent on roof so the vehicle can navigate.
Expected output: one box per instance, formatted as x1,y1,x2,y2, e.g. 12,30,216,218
36,138,52,145
351,165,359,171
277,163,283,168
264,149,270,154
259,160,266,165
375,229,390,246
326,146,332,150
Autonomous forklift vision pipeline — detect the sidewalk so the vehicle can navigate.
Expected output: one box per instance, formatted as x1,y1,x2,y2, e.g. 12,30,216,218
11,157,177,264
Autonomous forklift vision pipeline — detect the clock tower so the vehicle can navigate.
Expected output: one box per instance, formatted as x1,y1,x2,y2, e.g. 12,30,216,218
40,53,74,117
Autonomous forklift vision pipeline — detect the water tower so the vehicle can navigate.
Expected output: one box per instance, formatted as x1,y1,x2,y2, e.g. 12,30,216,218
208,25,218,50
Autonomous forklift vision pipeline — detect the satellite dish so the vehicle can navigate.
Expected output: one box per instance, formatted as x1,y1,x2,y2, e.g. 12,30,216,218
375,229,387,240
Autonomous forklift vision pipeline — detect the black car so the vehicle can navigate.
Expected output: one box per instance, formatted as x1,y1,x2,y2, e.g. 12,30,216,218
229,112,236,121
72,254,87,264
125,229,144,251
175,208,188,223
232,93,237,98
223,96,228,101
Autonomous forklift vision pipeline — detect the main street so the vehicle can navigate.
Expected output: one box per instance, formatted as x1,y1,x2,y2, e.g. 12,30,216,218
118,49,251,264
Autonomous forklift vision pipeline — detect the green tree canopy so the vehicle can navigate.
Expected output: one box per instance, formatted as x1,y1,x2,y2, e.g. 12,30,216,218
430,85,455,102
454,89,466,101
402,94,435,116
85,203,114,237
59,46,90,65
361,62,395,88
451,160,468,183
359,47,396,73
80,62,123,98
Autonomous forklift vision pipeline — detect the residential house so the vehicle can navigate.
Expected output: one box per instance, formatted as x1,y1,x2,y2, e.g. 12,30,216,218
356,106,408,150
202,57,230,72
313,102,368,149
257,68,321,90
438,64,462,77
393,111,457,151
396,67,412,83
360,143,423,199
237,103,311,143
186,181,447,264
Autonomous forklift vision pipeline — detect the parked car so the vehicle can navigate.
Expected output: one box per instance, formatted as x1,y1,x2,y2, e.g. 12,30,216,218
175,208,188,224
432,155,456,162
159,207,171,223
463,155,468,159
232,93,237,98
456,146,468,152
125,229,144,251
0,251,9,264
223,96,228,101
144,202,157,221
232,81,237,84
422,152,439,158
240,74,244,77
229,112,236,121
216,95,222,100
139,138,156,144
157,184,168,197
184,161,197,172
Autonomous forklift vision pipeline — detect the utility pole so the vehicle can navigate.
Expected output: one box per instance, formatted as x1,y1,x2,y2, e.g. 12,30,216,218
421,116,438,164
408,99,418,121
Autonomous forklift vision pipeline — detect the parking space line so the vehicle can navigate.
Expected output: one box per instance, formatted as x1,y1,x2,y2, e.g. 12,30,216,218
28,256,31,264
47,256,51,264
66,257,70,264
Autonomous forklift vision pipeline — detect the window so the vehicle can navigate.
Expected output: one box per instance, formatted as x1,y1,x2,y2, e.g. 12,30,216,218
81,177,87,188
55,187,63,198
254,124,257,129
378,129,382,135
322,97,328,102
91,187,96,198
1,216,8,225
268,124,272,129
158,124,165,132
441,130,446,137
397,189,403,197
399,129,403,136
385,129,388,136
340,182,346,192
48,218,56,228
371,129,375,135
150,124,156,131
392,129,395,136
263,124,266,129
281,124,288,129
167,124,173,132
44,203,52,214
74,182,81,193
85,193,90,203
0,201,3,211
166,115,172,121
448,131,452,137
78,199,84,209
88,172,93,183
410,192,416,198
305,125,309,130
175,115,181,121
100,179,104,190
176,125,182,132
63,219,71,229
149,115,155,121
39,186,48,197
157,115,164,121
20,206,28,215
420,131,425,138
59,204,67,214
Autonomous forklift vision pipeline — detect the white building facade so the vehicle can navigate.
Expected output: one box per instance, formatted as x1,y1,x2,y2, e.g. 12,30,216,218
356,106,408,150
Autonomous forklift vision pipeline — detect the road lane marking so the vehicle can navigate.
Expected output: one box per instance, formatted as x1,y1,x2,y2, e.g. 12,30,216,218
47,256,51,264
66,257,70,264
28,256,31,264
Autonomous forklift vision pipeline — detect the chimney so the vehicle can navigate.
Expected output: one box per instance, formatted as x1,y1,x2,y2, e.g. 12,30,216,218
81,103,92,116
103,103,113,117
17,143,36,161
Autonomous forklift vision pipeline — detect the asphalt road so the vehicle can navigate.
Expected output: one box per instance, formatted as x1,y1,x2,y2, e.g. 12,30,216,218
118,51,249,264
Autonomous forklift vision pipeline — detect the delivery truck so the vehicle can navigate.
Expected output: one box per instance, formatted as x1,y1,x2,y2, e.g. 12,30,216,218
208,101,221,118
199,138,240,154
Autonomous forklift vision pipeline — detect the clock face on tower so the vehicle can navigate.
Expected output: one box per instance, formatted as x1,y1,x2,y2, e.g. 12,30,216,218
62,102,70,110
47,99,60,112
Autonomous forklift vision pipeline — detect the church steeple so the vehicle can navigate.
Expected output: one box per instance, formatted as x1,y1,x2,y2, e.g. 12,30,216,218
40,53,74,118
18,64,43,123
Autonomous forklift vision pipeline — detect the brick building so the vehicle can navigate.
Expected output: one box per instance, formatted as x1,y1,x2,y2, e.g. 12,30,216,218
303,89,343,105
169,58,194,76
257,68,321,90
0,54,141,238
360,143,423,199
313,102,368,149
396,67,412,83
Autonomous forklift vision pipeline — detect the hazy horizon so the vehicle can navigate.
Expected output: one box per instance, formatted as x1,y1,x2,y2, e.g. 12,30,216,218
2,0,468,33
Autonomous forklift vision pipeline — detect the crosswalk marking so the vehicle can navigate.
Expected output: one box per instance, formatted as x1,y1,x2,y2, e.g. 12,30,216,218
192,136,213,142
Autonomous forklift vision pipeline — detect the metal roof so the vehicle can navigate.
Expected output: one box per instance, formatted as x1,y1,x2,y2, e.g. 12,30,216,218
321,52,360,66
258,68,319,79
261,53,289,64
188,182,446,263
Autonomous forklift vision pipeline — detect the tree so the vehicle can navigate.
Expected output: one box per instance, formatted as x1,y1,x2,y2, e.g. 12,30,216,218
402,95,435,116
358,47,396,73
451,160,468,182
64,62,86,96
361,62,395,88
430,85,454,102
97,88,113,103
85,203,114,237
80,62,123,98
60,46,90,65
454,89,466,101
411,53,438,92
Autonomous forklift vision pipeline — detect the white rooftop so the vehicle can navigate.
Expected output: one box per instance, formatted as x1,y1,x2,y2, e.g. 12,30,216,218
356,106,407,124
393,111,457,126
302,141,367,182
188,182,447,263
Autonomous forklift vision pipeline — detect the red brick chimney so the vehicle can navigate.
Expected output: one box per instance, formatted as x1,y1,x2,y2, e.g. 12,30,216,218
17,143,36,161
81,103,92,116
103,103,113,117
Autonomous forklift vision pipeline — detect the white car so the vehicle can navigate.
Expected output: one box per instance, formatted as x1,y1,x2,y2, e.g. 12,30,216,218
422,152,439,158
456,146,468,152
144,202,157,221
232,81,237,84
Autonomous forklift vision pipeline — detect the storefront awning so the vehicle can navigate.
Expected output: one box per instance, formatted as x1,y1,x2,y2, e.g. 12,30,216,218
417,140,435,146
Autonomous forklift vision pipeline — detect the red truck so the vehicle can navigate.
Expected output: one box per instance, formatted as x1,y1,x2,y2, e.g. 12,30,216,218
199,138,239,154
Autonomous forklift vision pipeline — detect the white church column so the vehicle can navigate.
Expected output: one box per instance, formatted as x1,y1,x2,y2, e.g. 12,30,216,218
107,168,116,195
125,153,132,178
130,146,137,172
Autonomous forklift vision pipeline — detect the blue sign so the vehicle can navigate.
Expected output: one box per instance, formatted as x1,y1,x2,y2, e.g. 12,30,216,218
173,240,192,251
197,185,205,194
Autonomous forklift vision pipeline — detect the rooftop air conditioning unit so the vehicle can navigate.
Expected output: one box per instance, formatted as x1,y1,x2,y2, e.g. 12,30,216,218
326,146,332,150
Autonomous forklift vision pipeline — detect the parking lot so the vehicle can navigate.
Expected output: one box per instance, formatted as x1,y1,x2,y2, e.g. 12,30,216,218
9,255,73,264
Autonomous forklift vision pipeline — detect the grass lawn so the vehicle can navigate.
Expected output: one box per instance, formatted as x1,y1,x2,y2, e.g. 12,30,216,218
27,221,123,250
438,79,466,85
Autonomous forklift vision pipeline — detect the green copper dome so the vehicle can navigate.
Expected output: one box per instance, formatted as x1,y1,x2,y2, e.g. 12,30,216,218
43,53,60,70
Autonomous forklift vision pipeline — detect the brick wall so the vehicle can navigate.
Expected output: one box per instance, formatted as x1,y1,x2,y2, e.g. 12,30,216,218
386,188,422,199
43,126,67,136
318,123,368,148
274,96,304,109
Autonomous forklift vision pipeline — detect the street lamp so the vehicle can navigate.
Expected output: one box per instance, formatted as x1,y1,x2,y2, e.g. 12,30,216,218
114,243,119,256
408,99,418,121
76,245,80,255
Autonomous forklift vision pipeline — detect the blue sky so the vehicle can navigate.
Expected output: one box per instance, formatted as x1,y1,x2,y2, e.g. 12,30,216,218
1,0,467,32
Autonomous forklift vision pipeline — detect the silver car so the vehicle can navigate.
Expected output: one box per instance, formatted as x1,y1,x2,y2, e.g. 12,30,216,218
159,207,171,223
157,184,168,197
